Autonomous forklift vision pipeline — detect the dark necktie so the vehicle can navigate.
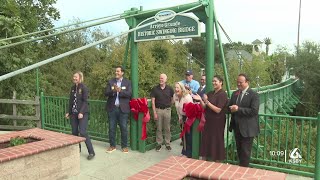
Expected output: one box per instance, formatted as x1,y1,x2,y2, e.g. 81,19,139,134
236,91,242,105
72,87,78,113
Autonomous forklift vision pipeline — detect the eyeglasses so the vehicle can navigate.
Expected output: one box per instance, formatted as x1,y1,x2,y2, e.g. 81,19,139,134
200,79,205,80
237,81,246,84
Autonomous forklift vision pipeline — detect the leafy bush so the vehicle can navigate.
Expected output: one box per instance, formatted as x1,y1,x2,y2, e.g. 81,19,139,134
10,136,27,147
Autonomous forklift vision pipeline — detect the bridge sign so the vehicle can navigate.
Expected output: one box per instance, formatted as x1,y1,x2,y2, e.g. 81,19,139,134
134,10,201,42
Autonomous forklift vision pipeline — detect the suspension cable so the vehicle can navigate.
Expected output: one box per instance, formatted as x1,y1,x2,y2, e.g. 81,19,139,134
169,39,205,67
217,21,244,60
0,16,122,50
0,4,203,82
0,13,122,42
170,21,244,68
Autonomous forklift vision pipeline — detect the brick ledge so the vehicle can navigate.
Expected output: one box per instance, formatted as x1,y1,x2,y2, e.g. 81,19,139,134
128,156,287,180
0,128,85,163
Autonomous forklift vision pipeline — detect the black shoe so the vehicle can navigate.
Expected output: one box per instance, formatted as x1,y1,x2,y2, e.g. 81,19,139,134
155,145,162,152
165,145,172,151
87,154,95,160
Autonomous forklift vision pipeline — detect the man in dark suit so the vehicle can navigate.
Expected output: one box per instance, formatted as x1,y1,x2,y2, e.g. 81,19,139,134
197,75,206,98
228,73,260,167
105,66,132,153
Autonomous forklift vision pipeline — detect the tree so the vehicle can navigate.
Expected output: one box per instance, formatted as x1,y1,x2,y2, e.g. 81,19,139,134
265,46,287,84
185,37,206,66
150,41,169,62
264,37,272,56
0,0,60,99
287,41,320,116
0,0,60,41
185,37,224,66
223,41,252,54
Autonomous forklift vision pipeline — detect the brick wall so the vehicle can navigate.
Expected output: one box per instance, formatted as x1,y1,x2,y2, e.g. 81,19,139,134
128,156,287,180
0,128,85,180
0,144,80,180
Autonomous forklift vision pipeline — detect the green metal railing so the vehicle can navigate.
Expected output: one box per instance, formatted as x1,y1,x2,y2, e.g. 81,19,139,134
41,94,108,142
40,93,182,148
40,78,300,146
226,113,319,178
256,78,300,115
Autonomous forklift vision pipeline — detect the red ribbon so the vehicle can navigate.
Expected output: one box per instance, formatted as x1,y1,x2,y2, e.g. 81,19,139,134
129,98,150,140
180,102,206,138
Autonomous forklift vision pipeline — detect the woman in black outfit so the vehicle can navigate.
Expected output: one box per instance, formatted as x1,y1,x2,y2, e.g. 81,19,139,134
65,71,95,160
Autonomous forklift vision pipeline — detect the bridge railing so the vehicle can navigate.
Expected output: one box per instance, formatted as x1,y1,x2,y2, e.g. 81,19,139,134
40,92,182,147
255,78,300,115
40,78,299,139
226,113,319,178
41,93,118,143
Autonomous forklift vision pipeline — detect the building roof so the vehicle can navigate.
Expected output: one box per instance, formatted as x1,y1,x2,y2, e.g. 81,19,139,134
226,50,253,61
252,39,263,45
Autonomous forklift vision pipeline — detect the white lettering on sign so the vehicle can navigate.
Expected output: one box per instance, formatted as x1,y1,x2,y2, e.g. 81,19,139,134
137,30,156,37
155,35,174,40
156,28,177,35
150,21,181,29
137,26,196,37
178,26,195,33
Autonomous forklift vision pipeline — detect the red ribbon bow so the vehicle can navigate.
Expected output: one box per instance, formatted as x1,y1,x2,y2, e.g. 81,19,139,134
129,98,150,140
180,102,206,138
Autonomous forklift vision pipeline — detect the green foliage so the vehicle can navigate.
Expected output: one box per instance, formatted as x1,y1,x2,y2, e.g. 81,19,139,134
0,0,60,37
10,136,27,147
185,37,222,65
0,0,61,129
185,37,206,65
150,41,169,62
223,41,252,54
265,46,287,84
0,0,61,110
215,55,273,90
287,41,320,116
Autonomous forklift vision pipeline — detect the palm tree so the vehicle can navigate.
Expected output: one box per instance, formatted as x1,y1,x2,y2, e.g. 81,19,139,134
264,37,272,56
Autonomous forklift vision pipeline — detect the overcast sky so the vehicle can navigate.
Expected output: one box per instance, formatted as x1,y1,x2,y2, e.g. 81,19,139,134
54,0,320,53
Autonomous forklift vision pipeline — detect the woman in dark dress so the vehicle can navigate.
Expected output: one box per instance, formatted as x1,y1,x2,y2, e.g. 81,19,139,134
194,75,228,161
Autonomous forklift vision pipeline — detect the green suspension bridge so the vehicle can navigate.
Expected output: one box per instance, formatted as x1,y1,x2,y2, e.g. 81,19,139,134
0,0,319,179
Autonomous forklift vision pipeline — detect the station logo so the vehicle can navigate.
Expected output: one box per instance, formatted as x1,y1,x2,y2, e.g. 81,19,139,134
155,10,176,22
288,148,302,164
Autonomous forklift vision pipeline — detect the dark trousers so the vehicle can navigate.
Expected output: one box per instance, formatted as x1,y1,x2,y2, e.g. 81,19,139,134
234,124,253,167
108,107,129,148
181,115,192,158
70,113,95,155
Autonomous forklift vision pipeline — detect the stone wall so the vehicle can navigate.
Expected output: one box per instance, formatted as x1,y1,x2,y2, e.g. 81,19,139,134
0,144,80,180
